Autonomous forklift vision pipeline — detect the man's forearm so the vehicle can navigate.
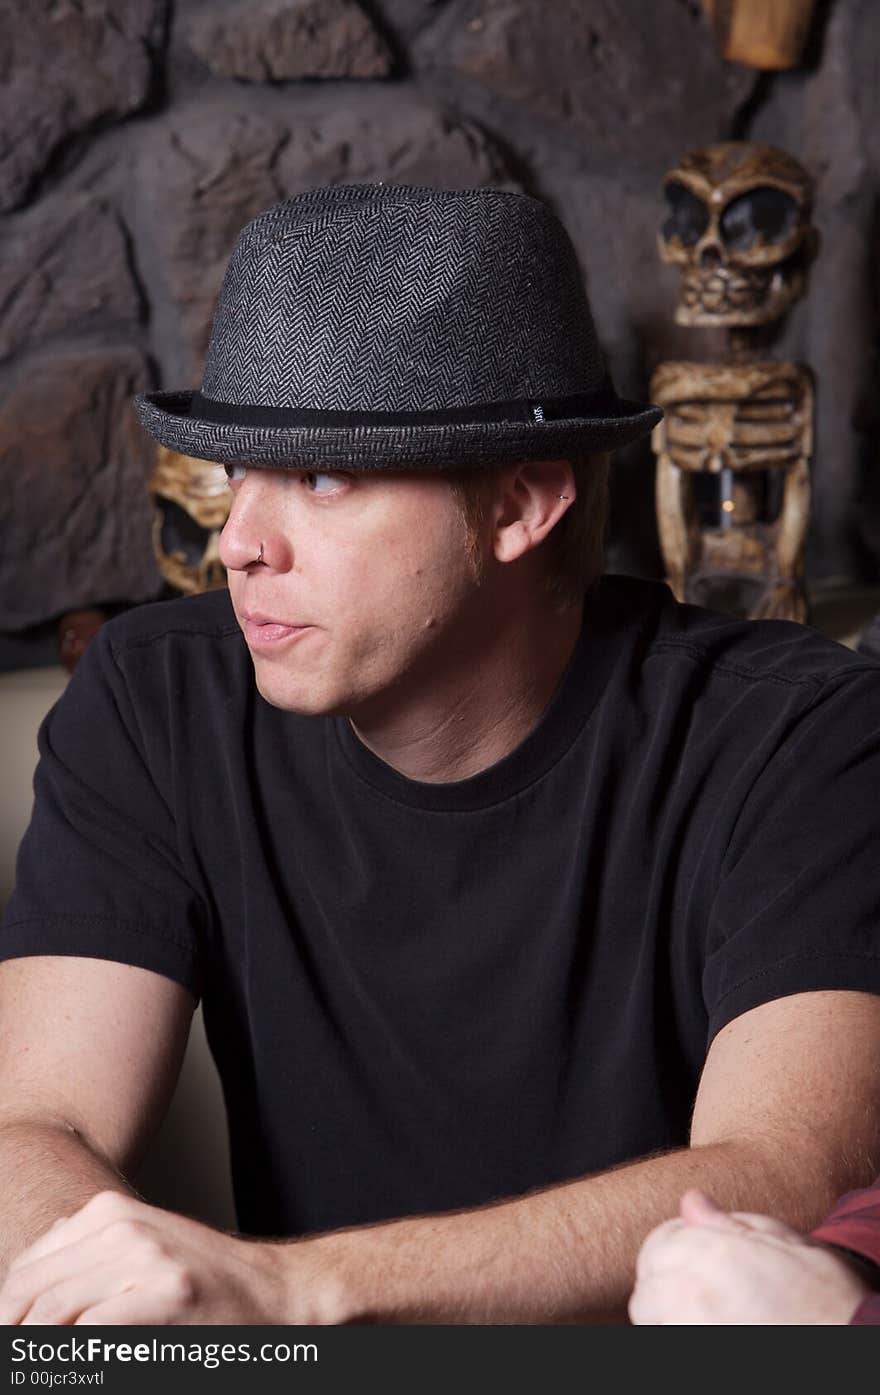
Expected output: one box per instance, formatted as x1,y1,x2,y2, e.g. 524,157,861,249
0,1136,846,1326
0,1120,134,1280
296,1139,840,1324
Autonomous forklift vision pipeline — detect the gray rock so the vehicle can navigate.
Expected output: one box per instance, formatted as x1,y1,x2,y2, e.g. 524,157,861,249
132,87,514,383
413,0,755,171
181,0,392,81
851,0,880,182
272,84,515,194
0,347,160,630
0,0,164,212
130,98,294,382
0,193,142,365
363,0,451,48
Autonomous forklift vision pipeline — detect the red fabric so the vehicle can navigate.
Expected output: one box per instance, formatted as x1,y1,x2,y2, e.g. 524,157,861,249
812,1183,880,1266
811,1182,880,1326
851,1295,880,1325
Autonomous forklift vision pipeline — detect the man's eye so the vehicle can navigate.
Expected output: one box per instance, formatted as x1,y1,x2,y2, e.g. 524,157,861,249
224,464,247,483
303,471,345,494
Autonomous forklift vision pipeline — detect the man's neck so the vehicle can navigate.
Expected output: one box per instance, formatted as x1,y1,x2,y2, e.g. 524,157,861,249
348,599,585,785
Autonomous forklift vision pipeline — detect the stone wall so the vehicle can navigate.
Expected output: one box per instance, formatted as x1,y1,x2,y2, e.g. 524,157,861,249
2,0,879,632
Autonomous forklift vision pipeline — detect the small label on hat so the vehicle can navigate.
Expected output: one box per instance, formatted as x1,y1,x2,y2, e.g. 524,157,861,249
532,404,545,422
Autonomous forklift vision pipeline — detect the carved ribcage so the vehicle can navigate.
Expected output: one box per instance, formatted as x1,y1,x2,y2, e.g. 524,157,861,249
662,381,809,474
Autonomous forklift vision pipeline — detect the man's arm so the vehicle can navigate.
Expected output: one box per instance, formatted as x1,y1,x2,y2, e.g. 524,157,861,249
4,986,879,1325
0,955,195,1278
296,989,880,1323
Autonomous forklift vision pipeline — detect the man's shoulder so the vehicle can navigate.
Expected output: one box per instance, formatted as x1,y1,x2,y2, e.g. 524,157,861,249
75,592,246,709
99,589,240,659
599,575,880,693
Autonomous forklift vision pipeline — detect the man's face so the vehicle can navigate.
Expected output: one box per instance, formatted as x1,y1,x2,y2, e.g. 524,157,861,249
219,465,488,720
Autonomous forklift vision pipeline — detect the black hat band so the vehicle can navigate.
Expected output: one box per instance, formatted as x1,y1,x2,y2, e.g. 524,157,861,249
188,381,624,431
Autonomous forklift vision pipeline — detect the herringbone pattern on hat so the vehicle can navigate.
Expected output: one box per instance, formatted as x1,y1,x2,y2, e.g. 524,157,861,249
137,183,661,469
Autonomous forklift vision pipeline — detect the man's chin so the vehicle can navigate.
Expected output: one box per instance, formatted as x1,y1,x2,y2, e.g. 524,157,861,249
250,663,349,718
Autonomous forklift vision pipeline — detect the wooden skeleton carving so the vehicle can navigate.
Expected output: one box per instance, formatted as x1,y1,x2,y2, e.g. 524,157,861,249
651,142,818,621
149,446,230,595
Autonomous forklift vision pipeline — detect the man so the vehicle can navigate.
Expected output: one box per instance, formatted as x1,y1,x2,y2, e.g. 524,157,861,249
630,1185,880,1324
1,184,880,1326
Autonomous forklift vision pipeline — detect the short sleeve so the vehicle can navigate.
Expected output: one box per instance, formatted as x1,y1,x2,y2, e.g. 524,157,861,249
703,667,880,1042
0,625,206,997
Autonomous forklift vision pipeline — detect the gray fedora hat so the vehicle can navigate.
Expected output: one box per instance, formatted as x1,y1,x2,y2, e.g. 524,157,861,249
135,183,662,471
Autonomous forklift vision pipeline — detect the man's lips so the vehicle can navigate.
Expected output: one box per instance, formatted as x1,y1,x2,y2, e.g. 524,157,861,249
239,611,315,647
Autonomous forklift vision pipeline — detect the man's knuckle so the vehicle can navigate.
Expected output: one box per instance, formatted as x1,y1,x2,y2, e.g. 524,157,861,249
86,1190,128,1215
163,1263,195,1305
112,1217,152,1248
27,1291,66,1323
138,1237,166,1266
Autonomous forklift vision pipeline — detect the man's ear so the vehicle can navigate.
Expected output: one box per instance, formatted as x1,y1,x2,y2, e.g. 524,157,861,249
491,459,575,565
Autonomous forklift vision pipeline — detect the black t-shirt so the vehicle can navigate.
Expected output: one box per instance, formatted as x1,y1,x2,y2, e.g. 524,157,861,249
3,576,880,1239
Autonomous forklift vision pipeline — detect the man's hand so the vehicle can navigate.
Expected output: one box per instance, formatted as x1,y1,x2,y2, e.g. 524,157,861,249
629,1189,870,1325
0,1191,336,1326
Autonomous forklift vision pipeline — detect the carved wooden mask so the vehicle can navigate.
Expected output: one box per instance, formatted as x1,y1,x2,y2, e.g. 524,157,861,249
148,447,230,594
659,142,817,327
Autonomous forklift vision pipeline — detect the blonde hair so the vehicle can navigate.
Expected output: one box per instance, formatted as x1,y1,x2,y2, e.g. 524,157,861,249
447,452,611,611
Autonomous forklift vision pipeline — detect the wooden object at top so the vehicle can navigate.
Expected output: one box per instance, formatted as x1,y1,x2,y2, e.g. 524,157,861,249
702,0,819,70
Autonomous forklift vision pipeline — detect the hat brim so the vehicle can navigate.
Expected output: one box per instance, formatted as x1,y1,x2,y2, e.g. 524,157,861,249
135,390,663,470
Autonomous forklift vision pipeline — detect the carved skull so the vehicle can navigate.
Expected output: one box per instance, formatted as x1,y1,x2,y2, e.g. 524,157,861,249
659,142,817,327
148,446,230,595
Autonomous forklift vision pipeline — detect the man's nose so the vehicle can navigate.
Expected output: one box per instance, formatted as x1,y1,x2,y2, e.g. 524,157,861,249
218,473,288,573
